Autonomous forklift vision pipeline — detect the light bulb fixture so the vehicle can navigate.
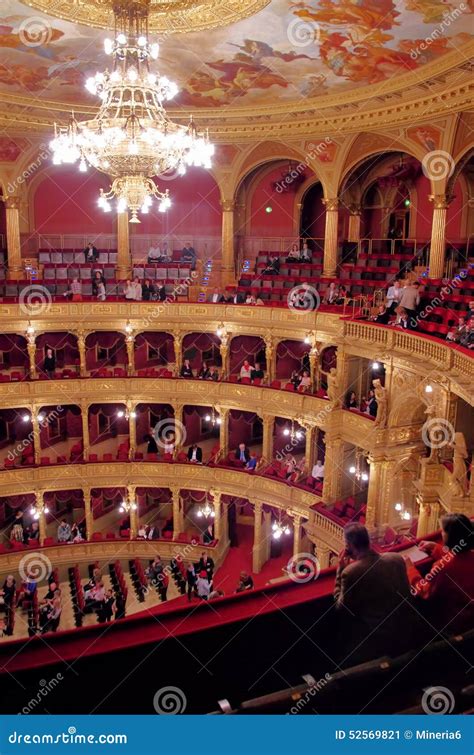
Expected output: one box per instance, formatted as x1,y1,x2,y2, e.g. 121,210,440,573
125,322,134,334
37,413,45,423
348,450,369,484
272,514,292,540
49,0,214,223
196,495,215,519
394,502,412,522
22,414,31,423
30,503,49,520
283,420,304,443
372,362,380,370
117,407,137,420
216,323,226,339
204,407,221,426
118,499,138,514
425,384,433,394
26,323,35,337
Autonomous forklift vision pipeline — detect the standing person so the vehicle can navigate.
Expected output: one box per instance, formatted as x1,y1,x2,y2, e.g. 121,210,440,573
92,271,106,299
398,281,420,327
64,277,82,301
386,280,402,315
156,280,167,302
57,519,71,543
132,277,142,301
141,278,155,301
180,359,193,378
182,243,196,270
196,570,211,600
334,523,415,665
43,347,56,378
123,279,135,300
197,552,214,581
186,563,197,601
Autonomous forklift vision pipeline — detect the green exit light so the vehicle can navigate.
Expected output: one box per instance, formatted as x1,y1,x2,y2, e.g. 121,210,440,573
265,206,273,213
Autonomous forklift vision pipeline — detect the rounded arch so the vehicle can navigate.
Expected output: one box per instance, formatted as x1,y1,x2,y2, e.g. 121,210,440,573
339,138,426,193
233,141,324,198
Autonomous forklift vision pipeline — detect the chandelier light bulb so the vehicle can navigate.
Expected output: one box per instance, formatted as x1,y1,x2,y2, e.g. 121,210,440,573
349,465,356,474
38,413,45,422
138,35,147,47
394,502,402,511
30,506,36,516
117,33,127,45
216,417,222,425
104,38,114,55
130,411,137,419
150,43,159,59
372,361,380,370
402,511,411,521
361,473,369,482
22,414,30,423
79,159,87,172
425,384,433,393
283,428,290,436
117,410,125,418
205,414,211,422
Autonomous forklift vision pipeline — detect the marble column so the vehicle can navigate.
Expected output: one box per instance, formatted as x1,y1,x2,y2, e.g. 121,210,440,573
347,204,362,243
322,198,339,277
5,197,22,279
428,194,451,279
221,199,236,287
117,211,131,279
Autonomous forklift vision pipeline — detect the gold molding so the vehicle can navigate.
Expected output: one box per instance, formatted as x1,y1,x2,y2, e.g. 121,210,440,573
22,0,271,33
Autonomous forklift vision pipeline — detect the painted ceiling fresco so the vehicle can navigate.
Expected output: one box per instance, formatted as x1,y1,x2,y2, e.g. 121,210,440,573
0,0,472,109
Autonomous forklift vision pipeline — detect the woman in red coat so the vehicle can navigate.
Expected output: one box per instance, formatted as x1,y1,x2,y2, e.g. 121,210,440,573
406,513,473,635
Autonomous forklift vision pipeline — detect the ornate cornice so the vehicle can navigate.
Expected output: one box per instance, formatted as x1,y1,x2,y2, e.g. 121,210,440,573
0,46,472,139
22,0,271,33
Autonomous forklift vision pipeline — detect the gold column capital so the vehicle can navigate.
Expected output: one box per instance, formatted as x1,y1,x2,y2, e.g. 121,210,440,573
322,197,339,212
429,194,453,210
220,199,235,212
5,196,21,210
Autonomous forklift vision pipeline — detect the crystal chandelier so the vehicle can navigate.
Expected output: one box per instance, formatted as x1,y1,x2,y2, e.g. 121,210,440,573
50,0,214,223
348,450,369,483
204,407,221,426
272,515,291,540
118,499,138,514
283,420,304,443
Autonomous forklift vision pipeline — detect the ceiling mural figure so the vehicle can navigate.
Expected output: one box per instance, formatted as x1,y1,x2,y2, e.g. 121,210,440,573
0,0,471,107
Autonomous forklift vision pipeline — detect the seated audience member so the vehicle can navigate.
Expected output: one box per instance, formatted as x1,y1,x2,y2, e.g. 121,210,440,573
446,328,457,343
208,588,225,600
86,581,105,610
250,362,264,382
207,366,219,381
196,571,211,600
182,242,196,269
466,301,474,323
239,360,253,380
449,318,466,343
299,370,311,392
123,279,135,300
263,256,280,275
345,391,358,410
236,571,254,592
246,452,258,471
286,243,300,263
300,240,312,261
203,524,214,544
64,277,82,300
336,285,348,305
11,510,24,542
311,459,325,481
460,321,474,349
155,280,167,302
198,362,210,379
25,520,40,543
70,523,84,543
163,433,175,457
180,359,193,378
43,347,56,378
17,571,38,606
0,575,16,609
290,369,301,390
57,519,71,543
144,433,159,457
146,556,163,582
283,454,297,479
245,294,256,305
84,242,99,262
255,295,264,306
187,444,203,464
235,443,250,464
405,513,473,635
92,272,106,301
141,278,155,301
395,307,409,329
334,523,416,665
147,244,161,263
324,282,339,305
197,552,214,579
40,589,62,633
366,388,377,417
227,289,244,304
138,524,148,541
386,280,402,314
371,304,390,324
84,568,102,594
208,288,224,303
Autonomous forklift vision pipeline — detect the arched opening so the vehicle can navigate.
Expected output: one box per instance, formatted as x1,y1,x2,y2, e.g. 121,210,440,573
299,181,325,250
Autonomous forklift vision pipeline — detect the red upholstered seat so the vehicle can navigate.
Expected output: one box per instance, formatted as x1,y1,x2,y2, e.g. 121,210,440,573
162,452,173,461
270,380,281,389
91,532,103,541
106,532,116,540
177,451,187,462
43,537,55,547
89,453,98,462
284,383,295,391
241,377,251,385
103,453,113,462
40,456,50,465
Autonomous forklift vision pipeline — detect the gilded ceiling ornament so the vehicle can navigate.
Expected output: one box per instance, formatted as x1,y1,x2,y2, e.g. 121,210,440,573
23,0,272,33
